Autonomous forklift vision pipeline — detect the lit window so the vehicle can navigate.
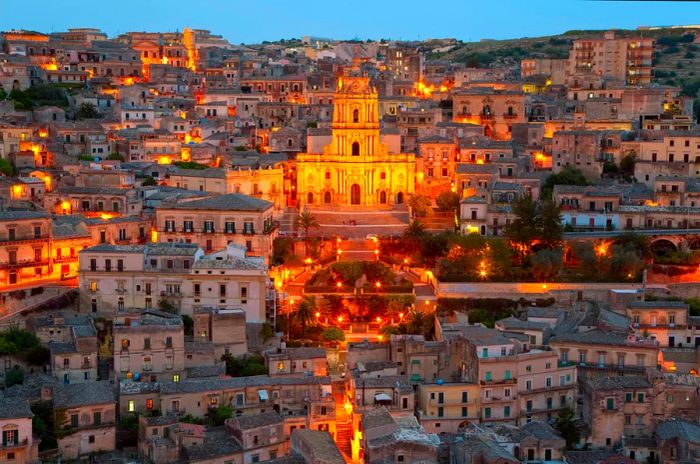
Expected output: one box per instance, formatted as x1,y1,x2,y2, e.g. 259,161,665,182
173,374,180,382
128,400,134,412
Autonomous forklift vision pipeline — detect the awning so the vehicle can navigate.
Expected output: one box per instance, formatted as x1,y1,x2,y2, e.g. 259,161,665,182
374,393,392,402
258,389,269,401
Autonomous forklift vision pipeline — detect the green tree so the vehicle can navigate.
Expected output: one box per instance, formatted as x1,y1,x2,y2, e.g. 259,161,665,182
181,315,194,337
537,199,563,249
106,152,125,161
379,325,400,338
5,366,24,387
141,176,156,186
554,407,581,449
25,345,50,366
0,158,14,177
487,238,514,280
403,219,426,240
542,167,589,199
294,211,320,256
408,194,433,217
505,195,539,262
294,296,317,338
158,299,178,314
436,190,461,213
530,248,563,282
403,310,435,339
209,405,232,426
620,152,636,179
321,327,345,343
76,102,100,119
260,322,275,342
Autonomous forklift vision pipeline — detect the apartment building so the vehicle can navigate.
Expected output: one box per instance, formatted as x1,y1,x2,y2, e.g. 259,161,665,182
627,301,699,348
192,307,248,358
49,323,98,384
265,347,329,377
119,375,334,424
228,412,286,463
416,382,480,433
53,381,116,460
452,87,527,140
568,31,653,86
581,376,654,449
0,399,39,464
155,193,277,261
0,211,52,289
112,309,185,382
549,329,659,381
79,242,269,321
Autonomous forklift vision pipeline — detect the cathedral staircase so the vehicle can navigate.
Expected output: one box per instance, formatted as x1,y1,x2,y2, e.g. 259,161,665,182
304,205,410,239
421,212,457,234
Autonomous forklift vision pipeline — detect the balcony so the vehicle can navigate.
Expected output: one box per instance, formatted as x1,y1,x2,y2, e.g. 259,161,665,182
53,255,77,264
1,437,29,450
480,378,517,386
0,234,50,245
482,396,515,404
0,258,50,269
503,113,518,119
116,288,127,295
519,383,574,395
480,113,494,120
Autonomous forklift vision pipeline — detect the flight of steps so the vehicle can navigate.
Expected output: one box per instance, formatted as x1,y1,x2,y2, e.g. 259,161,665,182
421,212,457,234
306,206,411,239
335,421,353,456
276,207,299,235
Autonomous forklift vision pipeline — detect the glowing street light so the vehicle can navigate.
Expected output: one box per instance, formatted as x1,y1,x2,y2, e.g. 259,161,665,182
399,312,404,320
376,316,382,323
336,281,343,289
375,281,382,289
304,257,312,265
338,316,344,323
315,312,321,318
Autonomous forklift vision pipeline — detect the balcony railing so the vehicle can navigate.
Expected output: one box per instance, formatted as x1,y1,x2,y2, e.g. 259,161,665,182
1,437,29,449
0,258,50,269
0,234,50,245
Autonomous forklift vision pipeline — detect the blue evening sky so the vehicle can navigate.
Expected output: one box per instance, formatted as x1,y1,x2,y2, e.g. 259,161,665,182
2,0,700,43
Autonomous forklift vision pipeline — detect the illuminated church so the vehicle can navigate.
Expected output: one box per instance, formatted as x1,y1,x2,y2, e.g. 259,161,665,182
295,62,415,208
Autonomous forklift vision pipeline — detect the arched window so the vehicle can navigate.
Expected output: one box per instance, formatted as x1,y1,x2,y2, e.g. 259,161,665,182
507,106,514,116
482,105,491,116
287,138,293,147
352,142,360,156
380,172,386,180
325,171,331,180
396,192,404,204
307,192,313,204
352,108,359,123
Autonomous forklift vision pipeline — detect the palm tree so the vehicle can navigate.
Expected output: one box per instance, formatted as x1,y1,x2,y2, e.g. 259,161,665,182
294,296,317,338
295,211,320,256
404,309,435,339
403,219,426,239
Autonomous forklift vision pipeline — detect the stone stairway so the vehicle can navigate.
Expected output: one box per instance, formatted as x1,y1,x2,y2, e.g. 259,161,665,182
305,206,411,239
277,207,300,235
335,420,353,456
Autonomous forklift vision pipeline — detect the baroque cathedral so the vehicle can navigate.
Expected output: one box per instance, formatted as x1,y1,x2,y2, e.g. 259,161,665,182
295,60,416,208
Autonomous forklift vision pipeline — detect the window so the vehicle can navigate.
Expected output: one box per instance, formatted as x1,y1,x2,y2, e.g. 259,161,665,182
93,411,101,426
526,380,532,390
71,414,78,428
173,374,180,382
504,405,510,417
625,392,633,403
606,398,615,410
462,391,469,403
485,371,492,382
637,393,645,403
2,429,18,446
484,407,491,418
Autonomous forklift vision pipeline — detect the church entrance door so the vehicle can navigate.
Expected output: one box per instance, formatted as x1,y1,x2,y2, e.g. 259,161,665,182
350,184,361,205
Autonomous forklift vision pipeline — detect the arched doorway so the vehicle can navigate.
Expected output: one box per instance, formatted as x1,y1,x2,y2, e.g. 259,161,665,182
379,191,387,204
396,192,404,204
350,184,361,205
352,142,360,156
352,108,359,123
307,192,313,204
324,191,332,204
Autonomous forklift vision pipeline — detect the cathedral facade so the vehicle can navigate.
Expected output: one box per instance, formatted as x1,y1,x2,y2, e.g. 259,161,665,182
295,72,416,208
